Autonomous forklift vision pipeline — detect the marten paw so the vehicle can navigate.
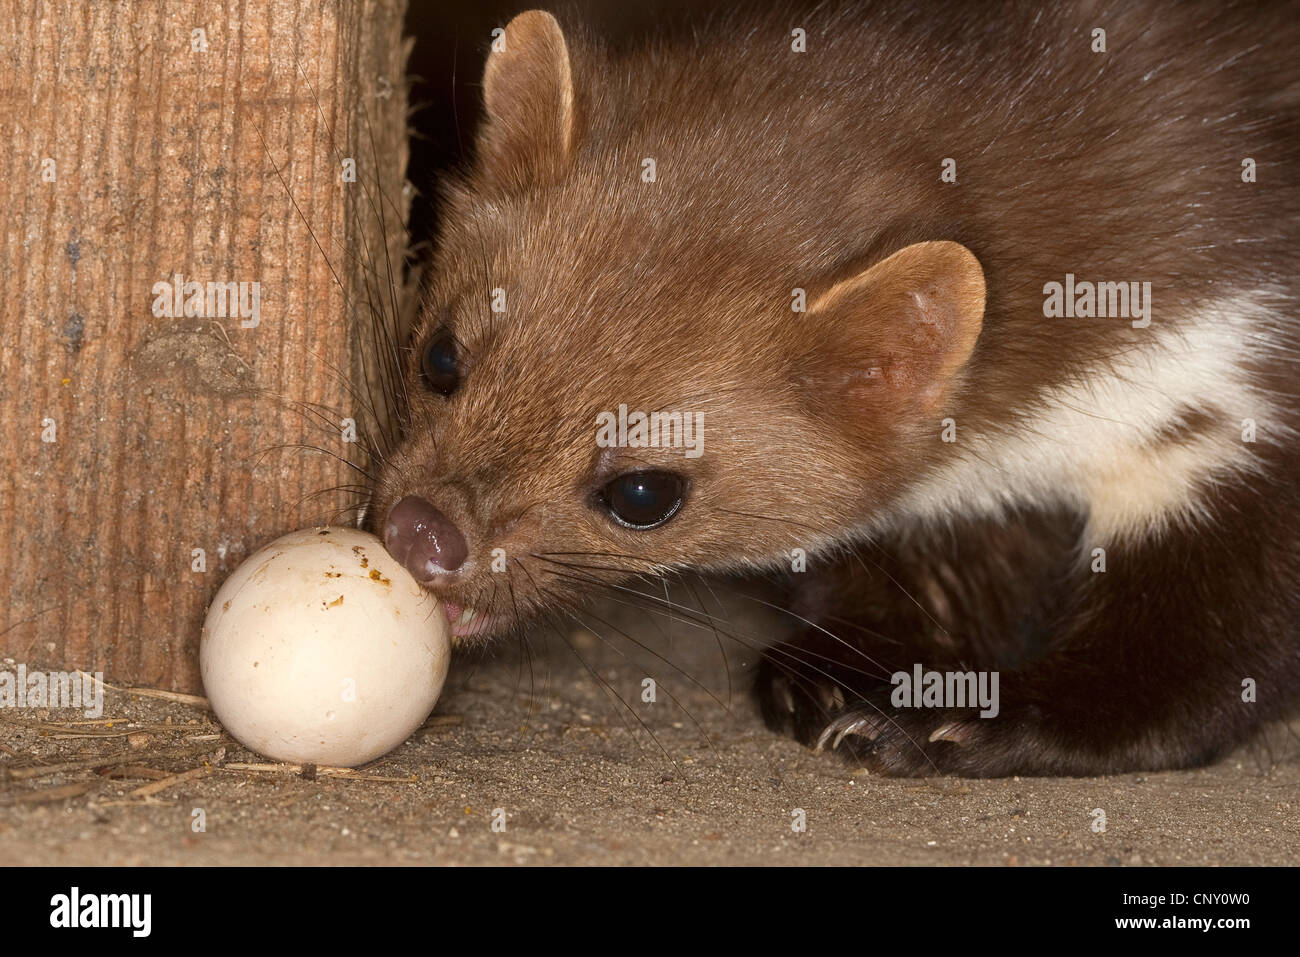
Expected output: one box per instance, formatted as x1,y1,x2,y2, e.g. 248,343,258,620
757,656,1038,776
820,698,1072,776
757,654,861,749
814,704,985,775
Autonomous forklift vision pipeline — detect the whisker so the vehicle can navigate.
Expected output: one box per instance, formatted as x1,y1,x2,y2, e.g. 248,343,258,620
540,588,723,764
250,443,378,483
535,557,897,680
510,560,678,769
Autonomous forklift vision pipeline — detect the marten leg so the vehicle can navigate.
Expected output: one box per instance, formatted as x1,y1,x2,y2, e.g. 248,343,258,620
757,484,1300,776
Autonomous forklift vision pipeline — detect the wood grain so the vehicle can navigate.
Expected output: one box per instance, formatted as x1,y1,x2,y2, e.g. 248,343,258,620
0,0,410,691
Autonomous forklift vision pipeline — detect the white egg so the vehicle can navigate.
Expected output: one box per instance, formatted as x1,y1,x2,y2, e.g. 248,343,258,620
200,526,450,767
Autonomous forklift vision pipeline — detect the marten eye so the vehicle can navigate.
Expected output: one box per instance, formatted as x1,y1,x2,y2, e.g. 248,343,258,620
421,331,460,396
602,470,685,530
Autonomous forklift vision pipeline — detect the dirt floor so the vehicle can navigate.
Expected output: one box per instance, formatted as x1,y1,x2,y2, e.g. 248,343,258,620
2,591,1298,866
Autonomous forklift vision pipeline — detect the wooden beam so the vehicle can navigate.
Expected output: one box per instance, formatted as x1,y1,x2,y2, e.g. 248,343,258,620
0,0,411,691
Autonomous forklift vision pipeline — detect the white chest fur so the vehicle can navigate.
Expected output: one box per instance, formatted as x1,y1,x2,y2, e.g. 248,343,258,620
887,295,1290,545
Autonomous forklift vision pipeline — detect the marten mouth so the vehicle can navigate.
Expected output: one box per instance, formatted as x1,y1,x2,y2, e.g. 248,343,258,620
439,601,497,638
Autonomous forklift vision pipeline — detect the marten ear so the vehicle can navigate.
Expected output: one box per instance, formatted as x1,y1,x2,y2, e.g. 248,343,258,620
479,10,577,191
799,241,985,422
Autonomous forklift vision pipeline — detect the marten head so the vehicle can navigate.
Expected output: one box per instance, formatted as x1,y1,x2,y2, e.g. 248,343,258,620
369,10,986,638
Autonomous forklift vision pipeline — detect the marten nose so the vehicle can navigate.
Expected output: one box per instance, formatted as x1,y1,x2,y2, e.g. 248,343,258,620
383,496,469,579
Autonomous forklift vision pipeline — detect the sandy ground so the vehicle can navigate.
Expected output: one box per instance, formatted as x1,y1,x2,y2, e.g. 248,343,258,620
2,591,1298,866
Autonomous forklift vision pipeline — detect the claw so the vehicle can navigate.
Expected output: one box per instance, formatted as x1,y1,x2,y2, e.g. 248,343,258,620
815,714,882,752
927,719,972,744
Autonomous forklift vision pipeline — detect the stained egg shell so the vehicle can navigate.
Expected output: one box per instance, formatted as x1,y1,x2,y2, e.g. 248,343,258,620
200,527,450,767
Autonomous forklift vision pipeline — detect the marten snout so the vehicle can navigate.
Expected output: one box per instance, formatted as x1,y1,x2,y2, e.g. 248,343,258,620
383,495,470,580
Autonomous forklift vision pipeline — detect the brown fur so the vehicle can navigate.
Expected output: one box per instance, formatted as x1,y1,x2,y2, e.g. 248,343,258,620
371,0,1300,775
